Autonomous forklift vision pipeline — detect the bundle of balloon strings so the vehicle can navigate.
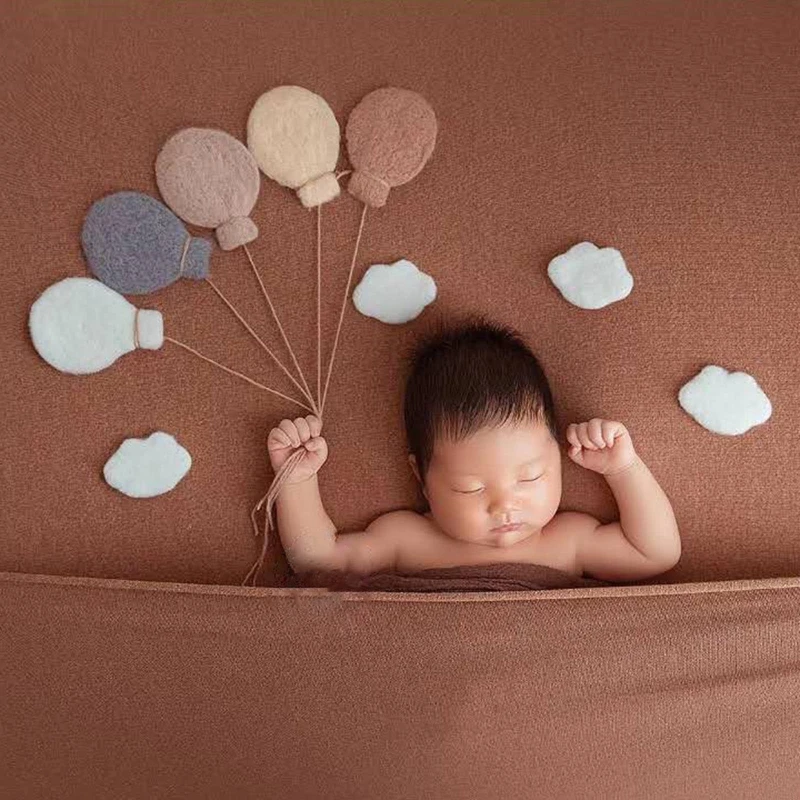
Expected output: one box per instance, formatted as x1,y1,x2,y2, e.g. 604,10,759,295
237,86,438,586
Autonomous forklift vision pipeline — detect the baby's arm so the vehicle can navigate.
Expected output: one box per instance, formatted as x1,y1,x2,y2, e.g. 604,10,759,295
269,416,398,575
276,476,399,575
274,474,337,572
567,419,681,582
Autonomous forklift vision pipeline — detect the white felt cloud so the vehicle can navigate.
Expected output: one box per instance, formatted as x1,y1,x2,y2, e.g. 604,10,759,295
352,259,437,324
103,432,192,498
678,365,772,435
547,241,633,309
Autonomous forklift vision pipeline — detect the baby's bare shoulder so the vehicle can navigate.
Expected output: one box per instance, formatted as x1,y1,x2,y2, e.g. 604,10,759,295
549,511,601,547
370,509,431,537
551,510,600,534
368,509,435,553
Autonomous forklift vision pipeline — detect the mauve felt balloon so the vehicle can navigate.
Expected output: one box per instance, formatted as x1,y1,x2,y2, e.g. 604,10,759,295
155,127,260,251
247,85,341,209
81,191,212,295
345,87,438,208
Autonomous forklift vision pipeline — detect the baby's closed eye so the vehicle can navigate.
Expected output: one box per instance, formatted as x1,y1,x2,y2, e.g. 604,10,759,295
455,476,542,494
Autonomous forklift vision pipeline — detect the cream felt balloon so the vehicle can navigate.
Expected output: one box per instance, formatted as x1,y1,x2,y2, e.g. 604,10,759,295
28,277,163,375
246,85,341,208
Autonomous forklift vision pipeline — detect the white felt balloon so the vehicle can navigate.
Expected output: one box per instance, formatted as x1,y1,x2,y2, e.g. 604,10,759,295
678,365,772,435
547,241,633,309
247,85,341,208
104,431,192,498
352,259,437,324
29,277,163,375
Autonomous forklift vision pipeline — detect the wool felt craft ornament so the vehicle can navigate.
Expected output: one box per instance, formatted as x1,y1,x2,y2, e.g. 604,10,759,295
678,365,773,436
242,86,438,588
155,126,318,415
352,258,437,324
81,191,212,295
345,86,438,209
28,277,313,410
246,85,341,210
104,431,192,498
155,127,260,251
547,241,634,309
319,87,438,416
28,276,164,374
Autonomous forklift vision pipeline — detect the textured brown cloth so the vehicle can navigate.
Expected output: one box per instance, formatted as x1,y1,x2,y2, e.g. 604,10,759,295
3,1,800,798
2,0,798,588
289,561,612,591
3,569,800,799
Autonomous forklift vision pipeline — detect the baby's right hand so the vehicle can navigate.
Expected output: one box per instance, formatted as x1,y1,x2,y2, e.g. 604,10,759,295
267,415,328,485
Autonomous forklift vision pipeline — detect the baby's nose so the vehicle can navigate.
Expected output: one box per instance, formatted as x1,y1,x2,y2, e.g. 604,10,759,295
488,496,518,515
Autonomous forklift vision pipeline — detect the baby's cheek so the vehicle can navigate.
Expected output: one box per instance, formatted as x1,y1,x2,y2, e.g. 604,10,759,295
470,504,494,534
447,499,483,532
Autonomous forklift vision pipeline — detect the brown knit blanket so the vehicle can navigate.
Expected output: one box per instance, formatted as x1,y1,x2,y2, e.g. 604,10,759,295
287,562,612,591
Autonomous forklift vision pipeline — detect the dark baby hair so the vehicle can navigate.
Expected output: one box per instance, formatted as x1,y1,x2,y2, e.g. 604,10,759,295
403,313,558,485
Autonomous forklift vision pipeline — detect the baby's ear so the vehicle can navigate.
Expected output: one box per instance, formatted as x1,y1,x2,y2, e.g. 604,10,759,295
408,455,428,499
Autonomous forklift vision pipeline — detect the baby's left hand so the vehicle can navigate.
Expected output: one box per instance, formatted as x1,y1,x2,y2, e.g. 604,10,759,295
565,419,638,476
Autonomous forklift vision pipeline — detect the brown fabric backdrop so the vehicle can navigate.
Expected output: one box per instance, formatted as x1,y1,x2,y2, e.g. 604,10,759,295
4,571,800,799
1,0,798,589
3,3,800,798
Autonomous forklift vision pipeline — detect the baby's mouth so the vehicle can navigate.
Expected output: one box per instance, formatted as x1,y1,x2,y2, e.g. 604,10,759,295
490,522,524,534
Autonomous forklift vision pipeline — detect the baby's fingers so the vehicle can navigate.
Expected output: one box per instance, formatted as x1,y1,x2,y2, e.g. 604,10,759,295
268,428,291,449
294,417,311,442
601,420,620,446
570,422,599,450
587,419,606,448
566,425,581,449
567,424,592,449
278,419,301,447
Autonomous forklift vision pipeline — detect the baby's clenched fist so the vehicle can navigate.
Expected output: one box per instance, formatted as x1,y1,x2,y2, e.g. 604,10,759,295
267,415,328,485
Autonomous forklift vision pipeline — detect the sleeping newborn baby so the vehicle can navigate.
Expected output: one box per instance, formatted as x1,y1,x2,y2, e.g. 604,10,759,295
268,316,682,583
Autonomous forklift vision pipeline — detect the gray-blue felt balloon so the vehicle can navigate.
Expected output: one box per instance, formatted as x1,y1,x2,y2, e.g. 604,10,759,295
81,191,212,295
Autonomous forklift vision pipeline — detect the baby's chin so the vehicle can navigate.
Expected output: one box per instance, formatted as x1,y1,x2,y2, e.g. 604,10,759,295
481,527,537,548
446,525,537,549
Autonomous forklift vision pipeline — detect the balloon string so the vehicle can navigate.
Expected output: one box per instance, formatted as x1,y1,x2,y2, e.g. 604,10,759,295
241,244,318,416
320,202,368,416
203,277,317,411
317,203,322,410
243,170,356,586
133,309,140,349
241,448,306,586
178,235,191,277
163,336,314,412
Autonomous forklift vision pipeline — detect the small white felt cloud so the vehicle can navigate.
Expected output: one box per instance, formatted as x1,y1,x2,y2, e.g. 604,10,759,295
103,432,192,498
352,259,437,324
547,241,633,309
678,365,772,436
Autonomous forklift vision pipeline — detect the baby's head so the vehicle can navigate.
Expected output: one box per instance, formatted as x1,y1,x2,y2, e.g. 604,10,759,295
403,315,562,549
